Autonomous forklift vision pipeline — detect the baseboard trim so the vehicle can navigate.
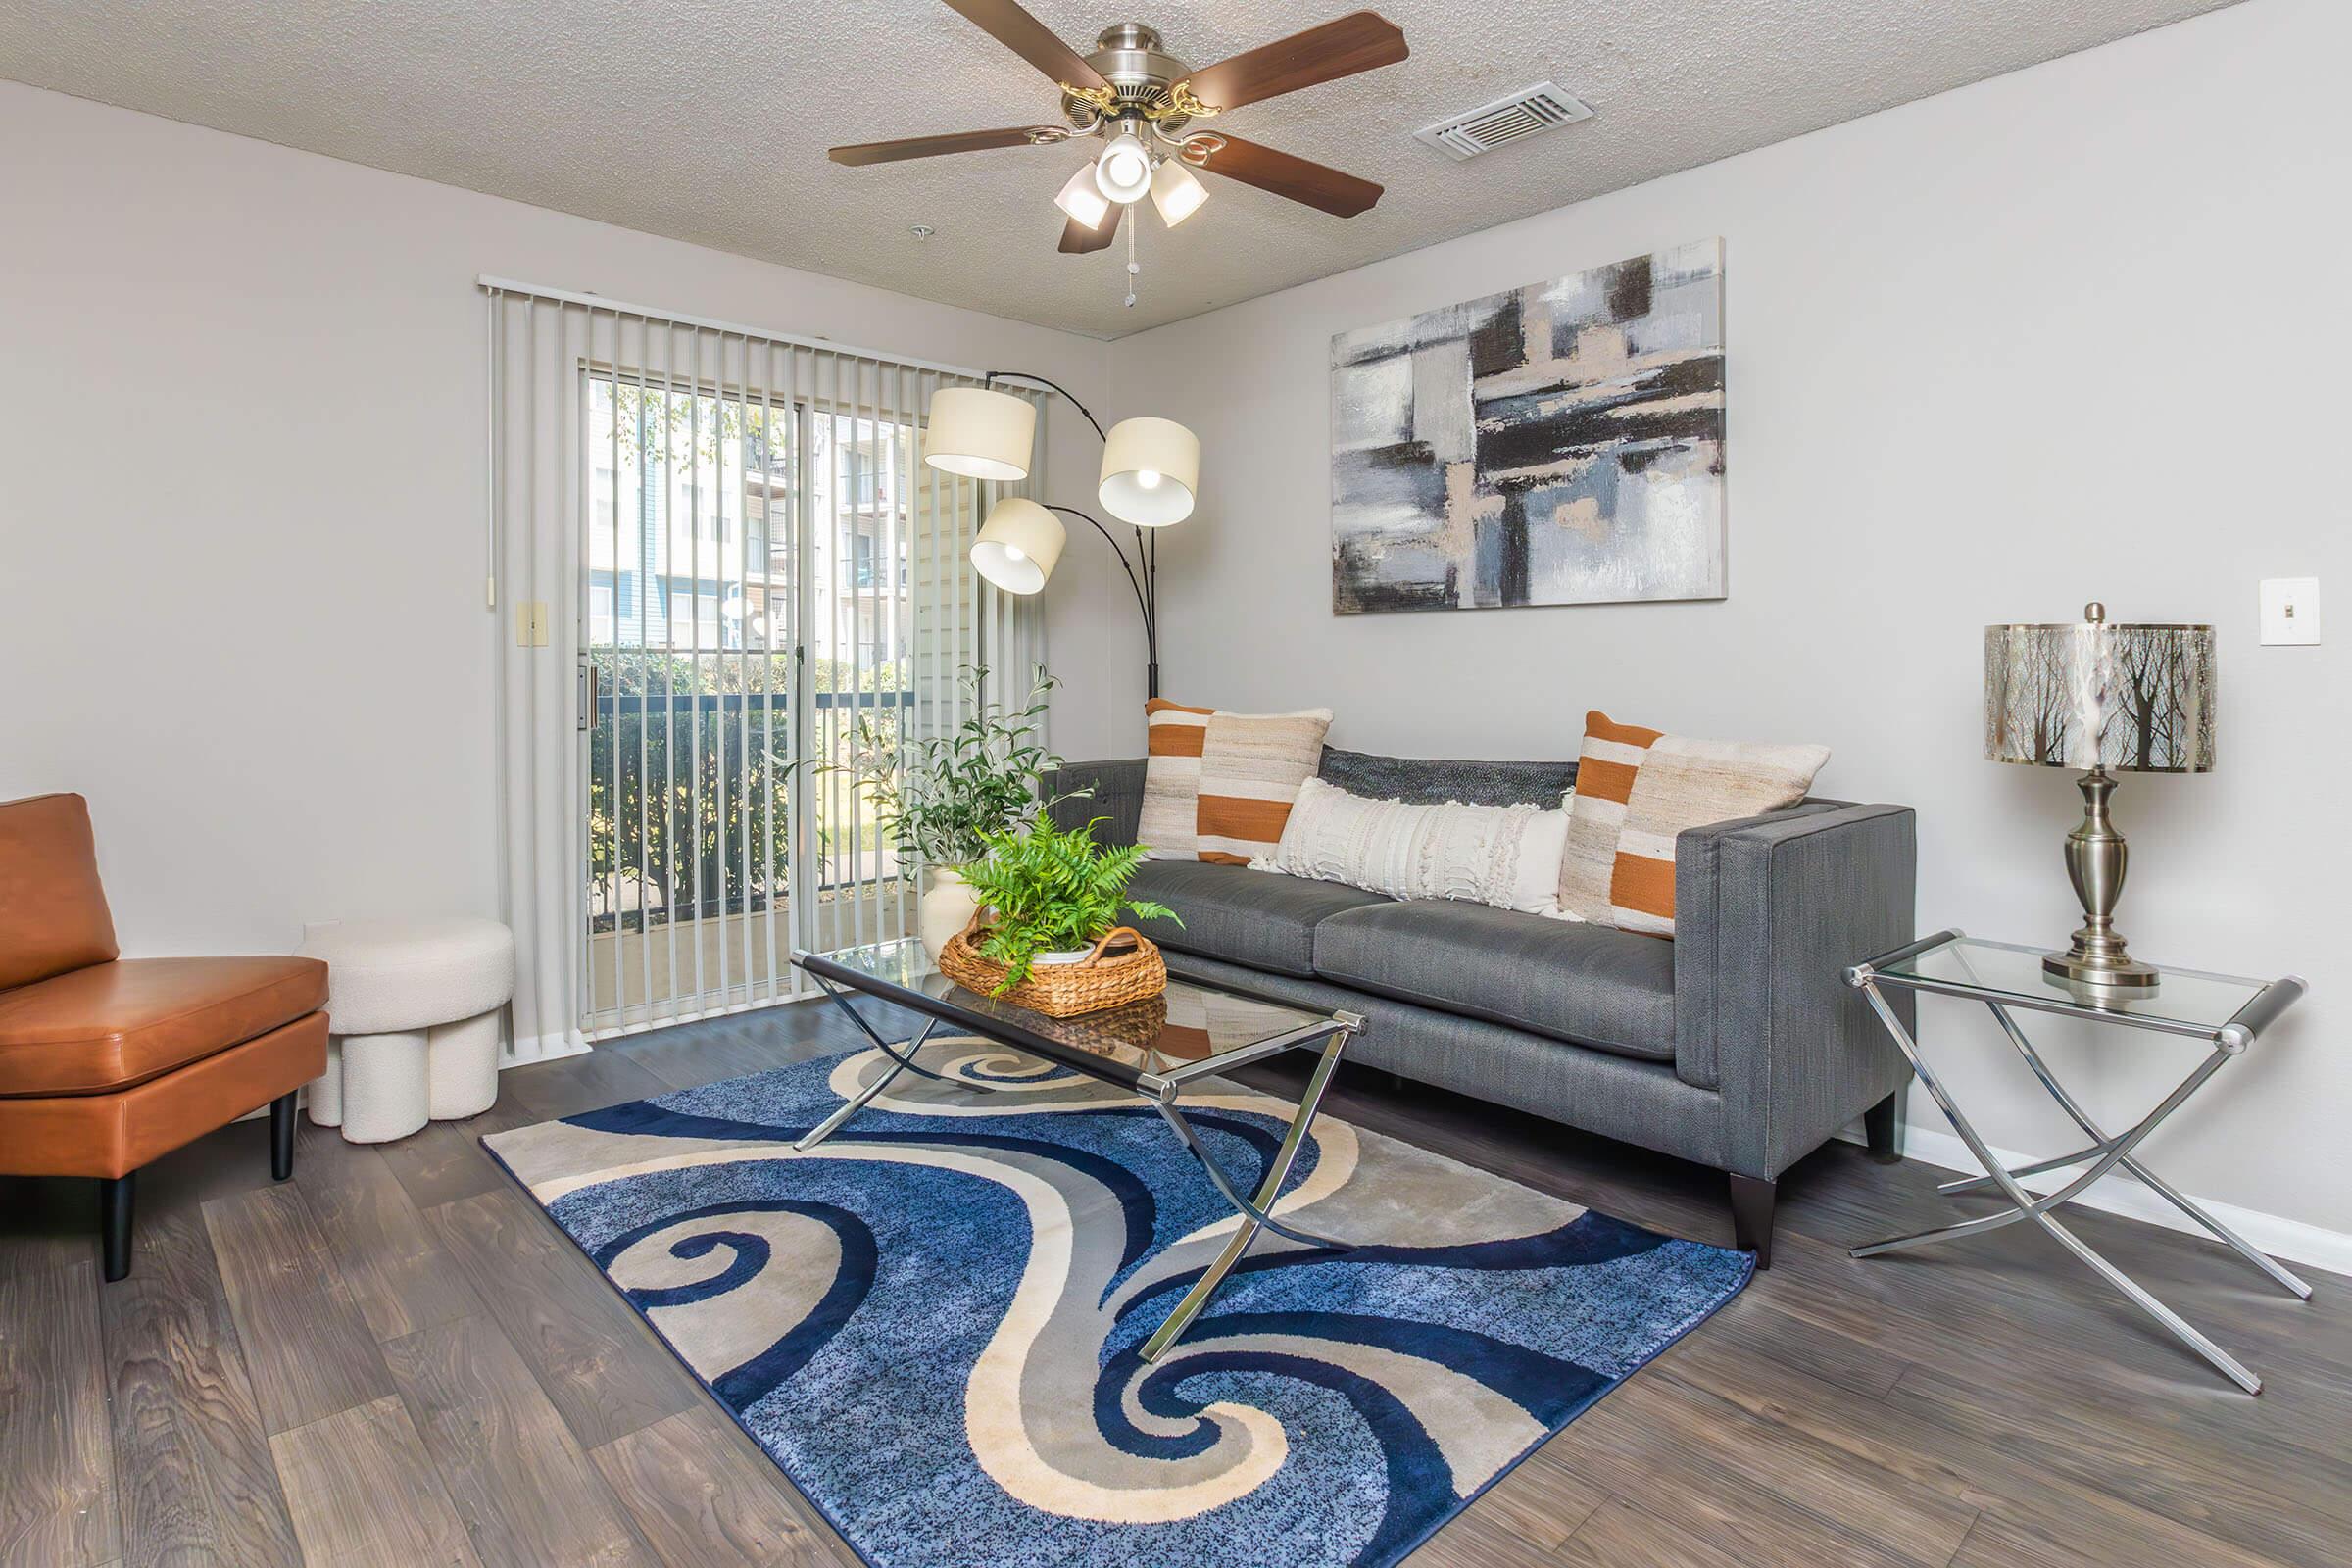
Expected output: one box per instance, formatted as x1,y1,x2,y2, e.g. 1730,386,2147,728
1836,1122,2351,1280
503,1029,592,1068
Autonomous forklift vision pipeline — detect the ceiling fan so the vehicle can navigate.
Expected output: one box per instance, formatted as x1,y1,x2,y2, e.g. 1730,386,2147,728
828,3,1407,262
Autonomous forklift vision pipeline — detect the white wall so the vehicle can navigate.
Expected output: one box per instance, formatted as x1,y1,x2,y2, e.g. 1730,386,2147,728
1102,0,2350,1236
0,81,1112,957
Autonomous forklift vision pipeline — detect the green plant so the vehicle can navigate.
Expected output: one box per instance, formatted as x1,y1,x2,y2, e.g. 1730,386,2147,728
959,816,1180,992
584,649,905,924
848,664,1070,869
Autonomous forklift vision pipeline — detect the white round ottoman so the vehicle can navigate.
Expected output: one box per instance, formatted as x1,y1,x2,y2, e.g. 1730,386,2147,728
298,917,515,1144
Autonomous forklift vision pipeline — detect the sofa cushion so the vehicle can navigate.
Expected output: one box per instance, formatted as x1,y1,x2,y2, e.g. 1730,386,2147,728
1312,900,1677,1063
0,956,329,1097
1126,861,1391,979
0,1013,329,1179
1318,748,1575,808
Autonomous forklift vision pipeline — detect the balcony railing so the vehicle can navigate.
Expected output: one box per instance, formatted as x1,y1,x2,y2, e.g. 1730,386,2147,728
587,685,917,931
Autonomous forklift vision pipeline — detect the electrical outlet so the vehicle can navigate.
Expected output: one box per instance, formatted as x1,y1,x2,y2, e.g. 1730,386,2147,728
2260,578,2320,646
515,601,550,647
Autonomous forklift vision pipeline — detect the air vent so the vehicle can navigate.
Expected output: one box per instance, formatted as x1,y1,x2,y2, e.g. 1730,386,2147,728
1413,82,1592,161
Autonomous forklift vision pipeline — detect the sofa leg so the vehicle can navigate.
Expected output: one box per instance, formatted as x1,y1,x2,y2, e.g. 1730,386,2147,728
1729,1173,1777,1269
1865,1089,1903,1164
100,1172,135,1283
270,1091,298,1181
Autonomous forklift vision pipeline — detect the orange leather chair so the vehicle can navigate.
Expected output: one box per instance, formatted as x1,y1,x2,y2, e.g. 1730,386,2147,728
0,794,328,1280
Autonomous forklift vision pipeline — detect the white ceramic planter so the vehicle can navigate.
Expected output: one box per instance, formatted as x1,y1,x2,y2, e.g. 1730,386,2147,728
918,867,982,960
1029,947,1095,966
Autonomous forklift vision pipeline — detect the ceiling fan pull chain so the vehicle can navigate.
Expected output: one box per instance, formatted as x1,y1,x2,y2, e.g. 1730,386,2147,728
1124,207,1140,310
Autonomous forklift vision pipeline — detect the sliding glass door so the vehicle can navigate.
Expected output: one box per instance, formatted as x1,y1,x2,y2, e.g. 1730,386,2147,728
576,332,1016,1037
583,363,802,1032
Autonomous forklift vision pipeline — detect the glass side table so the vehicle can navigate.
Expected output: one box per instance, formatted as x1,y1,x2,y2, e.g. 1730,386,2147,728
1844,930,2310,1395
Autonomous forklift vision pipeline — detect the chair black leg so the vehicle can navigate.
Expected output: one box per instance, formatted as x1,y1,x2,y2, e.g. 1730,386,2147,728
270,1091,298,1182
1729,1172,1778,1269
1865,1089,1903,1164
100,1172,134,1283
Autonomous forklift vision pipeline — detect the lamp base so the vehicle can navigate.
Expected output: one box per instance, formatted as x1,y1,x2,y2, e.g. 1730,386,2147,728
2042,950,2162,990
2046,765,2160,992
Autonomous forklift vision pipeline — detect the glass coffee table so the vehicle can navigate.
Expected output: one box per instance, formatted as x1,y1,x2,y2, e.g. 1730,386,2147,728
793,939,1365,1361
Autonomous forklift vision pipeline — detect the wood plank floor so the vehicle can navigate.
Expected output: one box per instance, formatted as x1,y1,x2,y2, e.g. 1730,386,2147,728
4,997,2345,1568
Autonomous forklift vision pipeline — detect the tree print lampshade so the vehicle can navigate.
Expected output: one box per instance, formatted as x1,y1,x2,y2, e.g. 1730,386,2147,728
1984,607,2216,774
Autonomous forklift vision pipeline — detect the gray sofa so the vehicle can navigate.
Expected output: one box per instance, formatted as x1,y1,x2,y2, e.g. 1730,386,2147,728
1047,747,1916,1265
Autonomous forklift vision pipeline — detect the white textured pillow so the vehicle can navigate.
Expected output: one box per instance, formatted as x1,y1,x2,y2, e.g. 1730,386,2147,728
1252,778,1577,920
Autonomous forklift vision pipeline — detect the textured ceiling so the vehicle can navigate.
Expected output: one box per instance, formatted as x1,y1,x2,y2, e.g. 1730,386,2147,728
0,0,2240,337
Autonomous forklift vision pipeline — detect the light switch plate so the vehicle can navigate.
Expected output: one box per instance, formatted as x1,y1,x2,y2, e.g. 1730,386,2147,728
2260,578,2320,646
515,601,551,647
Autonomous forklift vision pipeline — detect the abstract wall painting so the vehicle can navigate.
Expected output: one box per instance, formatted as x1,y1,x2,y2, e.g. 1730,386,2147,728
1329,238,1727,615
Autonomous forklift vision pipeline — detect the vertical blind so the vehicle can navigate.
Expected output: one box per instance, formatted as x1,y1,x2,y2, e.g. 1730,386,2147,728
483,280,1046,1055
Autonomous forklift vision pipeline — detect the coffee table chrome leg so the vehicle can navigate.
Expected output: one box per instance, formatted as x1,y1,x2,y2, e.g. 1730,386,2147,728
1139,1027,1352,1365
795,1009,941,1152
1850,979,2264,1394
1933,1002,2314,1301
1152,1099,1353,1251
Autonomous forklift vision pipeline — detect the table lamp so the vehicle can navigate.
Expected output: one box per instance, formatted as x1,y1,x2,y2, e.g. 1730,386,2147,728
1984,603,2216,989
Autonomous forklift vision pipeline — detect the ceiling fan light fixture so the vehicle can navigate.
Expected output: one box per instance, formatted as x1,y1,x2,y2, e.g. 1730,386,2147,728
1094,132,1153,204
1099,416,1199,526
924,386,1037,481
971,497,1065,595
1149,158,1208,226
827,7,1405,252
1053,164,1111,230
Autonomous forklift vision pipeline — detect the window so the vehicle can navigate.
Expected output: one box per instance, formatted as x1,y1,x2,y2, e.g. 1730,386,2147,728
669,590,722,649
842,441,889,511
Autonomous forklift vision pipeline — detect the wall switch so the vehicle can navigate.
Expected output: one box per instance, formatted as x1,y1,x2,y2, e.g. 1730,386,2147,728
2260,578,2321,645
515,601,550,647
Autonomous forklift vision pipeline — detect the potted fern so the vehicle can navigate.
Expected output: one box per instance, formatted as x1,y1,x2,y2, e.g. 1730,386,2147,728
956,815,1181,1003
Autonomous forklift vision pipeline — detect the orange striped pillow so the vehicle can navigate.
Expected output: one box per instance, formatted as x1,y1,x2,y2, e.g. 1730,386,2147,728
1195,709,1333,865
1607,736,1828,937
1557,711,1663,922
1139,699,1216,860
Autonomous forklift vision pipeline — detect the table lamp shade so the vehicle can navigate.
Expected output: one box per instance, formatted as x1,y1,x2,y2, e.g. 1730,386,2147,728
925,386,1037,482
1984,612,2216,774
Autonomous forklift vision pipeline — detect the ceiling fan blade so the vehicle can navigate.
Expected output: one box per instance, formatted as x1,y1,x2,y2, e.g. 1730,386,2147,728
1058,204,1124,254
828,126,1053,166
1193,134,1383,218
940,0,1108,90
1178,11,1407,114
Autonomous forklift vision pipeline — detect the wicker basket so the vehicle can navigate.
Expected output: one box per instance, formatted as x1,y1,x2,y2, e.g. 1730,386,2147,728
938,917,1168,1018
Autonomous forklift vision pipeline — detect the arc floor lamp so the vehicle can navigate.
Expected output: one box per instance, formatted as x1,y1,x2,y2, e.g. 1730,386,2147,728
923,372,1198,700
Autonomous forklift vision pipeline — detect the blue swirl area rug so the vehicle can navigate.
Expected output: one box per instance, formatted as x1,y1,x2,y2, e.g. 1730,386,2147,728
484,1038,1751,1568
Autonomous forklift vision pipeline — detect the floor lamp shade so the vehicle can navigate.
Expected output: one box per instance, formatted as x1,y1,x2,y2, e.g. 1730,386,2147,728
971,497,1065,596
925,386,1037,482
1099,416,1199,526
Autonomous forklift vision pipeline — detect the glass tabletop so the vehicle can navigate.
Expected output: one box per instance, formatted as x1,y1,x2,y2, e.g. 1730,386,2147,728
1872,935,2272,1036
795,939,1347,1092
